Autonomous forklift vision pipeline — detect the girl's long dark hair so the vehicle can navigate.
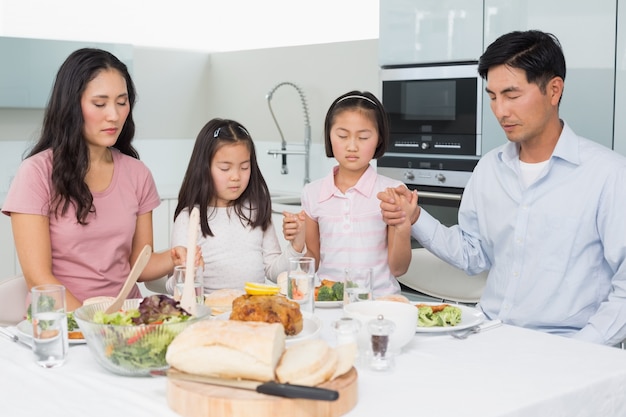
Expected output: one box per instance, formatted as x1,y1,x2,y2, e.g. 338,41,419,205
174,118,271,237
28,48,138,225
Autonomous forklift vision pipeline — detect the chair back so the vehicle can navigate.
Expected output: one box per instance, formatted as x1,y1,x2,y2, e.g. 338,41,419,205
0,275,28,325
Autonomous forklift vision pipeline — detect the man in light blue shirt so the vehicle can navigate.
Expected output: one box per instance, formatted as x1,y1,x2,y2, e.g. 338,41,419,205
379,30,626,346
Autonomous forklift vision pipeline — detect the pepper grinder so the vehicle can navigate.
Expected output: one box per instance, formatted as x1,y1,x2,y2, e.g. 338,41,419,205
367,314,395,371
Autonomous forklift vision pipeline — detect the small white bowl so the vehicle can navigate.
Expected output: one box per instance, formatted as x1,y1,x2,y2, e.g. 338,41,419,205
343,300,417,354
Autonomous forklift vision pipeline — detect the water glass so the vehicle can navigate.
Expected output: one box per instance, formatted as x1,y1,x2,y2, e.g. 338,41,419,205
173,265,204,304
344,267,373,305
31,284,68,368
287,257,315,314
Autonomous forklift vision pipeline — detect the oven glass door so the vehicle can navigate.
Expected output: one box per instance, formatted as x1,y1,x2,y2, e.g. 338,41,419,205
383,77,478,135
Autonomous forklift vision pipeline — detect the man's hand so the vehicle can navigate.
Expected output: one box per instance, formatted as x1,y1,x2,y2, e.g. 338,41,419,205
377,185,420,226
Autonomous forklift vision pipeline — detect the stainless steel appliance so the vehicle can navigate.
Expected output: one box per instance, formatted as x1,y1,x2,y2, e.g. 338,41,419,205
377,63,483,247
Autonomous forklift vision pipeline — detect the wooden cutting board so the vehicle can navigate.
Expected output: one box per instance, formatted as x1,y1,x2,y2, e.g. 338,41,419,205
166,367,358,417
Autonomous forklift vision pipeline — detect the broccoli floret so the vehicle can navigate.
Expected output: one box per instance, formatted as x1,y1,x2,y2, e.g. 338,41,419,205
331,282,344,301
316,286,334,301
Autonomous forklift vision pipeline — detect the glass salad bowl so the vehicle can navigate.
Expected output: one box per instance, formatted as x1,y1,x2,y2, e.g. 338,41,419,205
74,295,211,376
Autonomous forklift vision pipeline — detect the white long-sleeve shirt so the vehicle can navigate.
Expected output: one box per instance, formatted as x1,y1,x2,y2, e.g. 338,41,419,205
167,206,303,294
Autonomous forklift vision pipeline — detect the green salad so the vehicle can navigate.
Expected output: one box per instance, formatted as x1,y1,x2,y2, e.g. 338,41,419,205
417,304,462,327
27,297,79,331
93,295,192,370
316,281,344,302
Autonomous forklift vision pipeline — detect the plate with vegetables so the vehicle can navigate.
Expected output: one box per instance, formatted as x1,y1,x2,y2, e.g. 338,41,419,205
17,311,86,344
413,302,485,333
314,279,344,308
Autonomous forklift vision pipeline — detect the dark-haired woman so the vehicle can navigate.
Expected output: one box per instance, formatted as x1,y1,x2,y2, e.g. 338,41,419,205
2,48,187,310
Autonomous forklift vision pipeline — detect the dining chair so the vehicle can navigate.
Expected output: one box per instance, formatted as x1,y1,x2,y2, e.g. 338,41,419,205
397,248,488,304
0,274,28,326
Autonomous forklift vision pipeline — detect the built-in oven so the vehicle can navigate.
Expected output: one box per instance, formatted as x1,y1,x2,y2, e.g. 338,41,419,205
378,62,483,248
380,62,482,158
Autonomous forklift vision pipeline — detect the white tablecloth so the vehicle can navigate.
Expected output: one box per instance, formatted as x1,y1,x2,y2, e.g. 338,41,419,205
3,307,626,417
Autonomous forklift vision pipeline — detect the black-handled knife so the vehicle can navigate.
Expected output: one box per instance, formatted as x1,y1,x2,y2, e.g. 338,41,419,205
151,369,339,401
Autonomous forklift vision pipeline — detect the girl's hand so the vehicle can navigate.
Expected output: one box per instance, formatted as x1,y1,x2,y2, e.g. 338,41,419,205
171,245,204,269
283,210,306,252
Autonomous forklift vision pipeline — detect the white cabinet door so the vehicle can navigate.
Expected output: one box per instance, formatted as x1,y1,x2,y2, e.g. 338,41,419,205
482,0,616,154
379,0,483,66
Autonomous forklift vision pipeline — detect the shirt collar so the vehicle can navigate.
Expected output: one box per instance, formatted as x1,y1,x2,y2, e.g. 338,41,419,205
498,120,580,167
318,164,378,202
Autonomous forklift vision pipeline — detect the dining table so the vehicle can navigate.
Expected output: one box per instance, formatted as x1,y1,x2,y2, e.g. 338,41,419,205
3,302,626,417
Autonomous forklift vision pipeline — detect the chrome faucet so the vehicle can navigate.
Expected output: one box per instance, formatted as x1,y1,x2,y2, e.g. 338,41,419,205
266,81,311,185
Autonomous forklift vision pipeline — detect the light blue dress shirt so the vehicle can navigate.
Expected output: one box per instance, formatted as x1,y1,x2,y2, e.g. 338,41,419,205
412,122,626,345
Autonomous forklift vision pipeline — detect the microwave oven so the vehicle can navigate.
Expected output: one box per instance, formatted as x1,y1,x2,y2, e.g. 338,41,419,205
380,63,482,157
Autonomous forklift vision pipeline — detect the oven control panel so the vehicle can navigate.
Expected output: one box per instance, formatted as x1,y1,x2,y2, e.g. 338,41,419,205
377,155,478,189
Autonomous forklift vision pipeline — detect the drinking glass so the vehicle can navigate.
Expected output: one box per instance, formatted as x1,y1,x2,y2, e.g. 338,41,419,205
343,267,373,305
287,257,315,314
31,284,68,368
173,265,204,304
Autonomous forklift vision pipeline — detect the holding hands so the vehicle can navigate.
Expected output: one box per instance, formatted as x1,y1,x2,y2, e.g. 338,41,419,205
377,185,420,226
170,245,205,270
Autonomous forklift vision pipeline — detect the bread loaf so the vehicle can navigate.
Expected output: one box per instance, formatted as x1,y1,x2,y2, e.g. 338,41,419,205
166,320,286,382
204,288,245,315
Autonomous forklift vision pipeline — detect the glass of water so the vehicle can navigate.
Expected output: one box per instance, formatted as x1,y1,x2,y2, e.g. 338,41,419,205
31,284,68,368
344,267,373,305
287,257,315,314
173,265,204,304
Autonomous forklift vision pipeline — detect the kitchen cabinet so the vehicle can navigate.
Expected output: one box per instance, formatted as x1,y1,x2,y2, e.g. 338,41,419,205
0,37,132,108
379,0,483,66
481,0,616,154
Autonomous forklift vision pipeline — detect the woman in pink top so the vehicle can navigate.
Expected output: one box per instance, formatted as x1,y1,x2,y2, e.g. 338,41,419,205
2,49,187,310
285,91,413,297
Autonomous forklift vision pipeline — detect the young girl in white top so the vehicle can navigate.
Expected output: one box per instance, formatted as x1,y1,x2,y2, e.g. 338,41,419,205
166,118,305,294
287,91,412,297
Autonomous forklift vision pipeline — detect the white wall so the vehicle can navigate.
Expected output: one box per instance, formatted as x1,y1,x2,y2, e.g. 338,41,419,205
0,39,380,198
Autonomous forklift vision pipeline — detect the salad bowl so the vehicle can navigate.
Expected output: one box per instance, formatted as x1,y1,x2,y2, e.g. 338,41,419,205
74,296,211,376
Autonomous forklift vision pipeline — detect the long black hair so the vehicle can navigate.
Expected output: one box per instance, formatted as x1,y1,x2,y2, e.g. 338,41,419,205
174,118,272,237
28,48,138,225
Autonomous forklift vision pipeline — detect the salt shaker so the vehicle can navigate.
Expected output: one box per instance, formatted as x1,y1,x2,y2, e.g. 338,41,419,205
367,314,395,371
332,317,360,346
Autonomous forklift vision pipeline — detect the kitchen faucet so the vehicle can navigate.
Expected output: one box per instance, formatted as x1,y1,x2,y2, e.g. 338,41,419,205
266,81,311,185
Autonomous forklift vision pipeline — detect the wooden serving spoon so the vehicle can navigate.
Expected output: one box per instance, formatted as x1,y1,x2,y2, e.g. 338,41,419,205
104,244,152,314
180,207,200,315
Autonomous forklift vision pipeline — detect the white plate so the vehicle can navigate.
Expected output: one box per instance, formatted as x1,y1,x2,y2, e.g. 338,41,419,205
215,312,321,346
413,302,485,333
16,320,86,345
315,300,343,308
